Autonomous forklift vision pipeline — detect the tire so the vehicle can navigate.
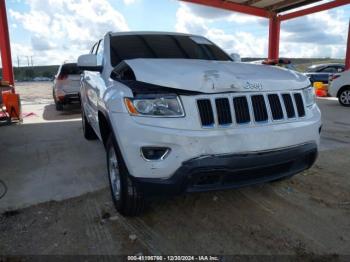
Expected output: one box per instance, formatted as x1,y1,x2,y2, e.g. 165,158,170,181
338,87,350,107
55,101,64,111
82,109,97,140
53,90,64,111
106,135,145,216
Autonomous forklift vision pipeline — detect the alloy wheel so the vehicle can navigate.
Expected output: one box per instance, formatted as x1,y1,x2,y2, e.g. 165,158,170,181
340,90,350,105
108,146,121,201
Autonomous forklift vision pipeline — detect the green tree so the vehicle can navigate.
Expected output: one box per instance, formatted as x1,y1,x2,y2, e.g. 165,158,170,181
42,71,52,78
25,69,34,79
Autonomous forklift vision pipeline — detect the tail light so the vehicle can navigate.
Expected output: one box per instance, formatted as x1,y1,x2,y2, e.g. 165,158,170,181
330,74,340,82
57,74,68,80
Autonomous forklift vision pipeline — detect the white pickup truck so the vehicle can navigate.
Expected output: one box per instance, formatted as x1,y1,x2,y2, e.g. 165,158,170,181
78,32,321,216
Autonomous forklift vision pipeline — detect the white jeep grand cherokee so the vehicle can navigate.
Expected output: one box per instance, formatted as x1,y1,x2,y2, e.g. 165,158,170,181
78,32,321,216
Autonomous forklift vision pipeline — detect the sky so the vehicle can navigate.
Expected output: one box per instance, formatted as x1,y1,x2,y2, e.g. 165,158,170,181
4,0,350,66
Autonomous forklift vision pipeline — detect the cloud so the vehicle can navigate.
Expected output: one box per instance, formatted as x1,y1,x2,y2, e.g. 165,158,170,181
123,0,137,5
280,9,348,58
175,3,267,57
175,2,348,58
10,0,129,65
31,35,55,51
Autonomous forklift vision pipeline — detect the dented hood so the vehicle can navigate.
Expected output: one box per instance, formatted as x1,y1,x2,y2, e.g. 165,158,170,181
124,59,310,93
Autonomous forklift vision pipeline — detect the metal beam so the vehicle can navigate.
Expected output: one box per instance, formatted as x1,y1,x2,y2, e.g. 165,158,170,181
274,0,321,13
242,0,263,5
268,15,280,60
0,0,15,86
265,0,319,12
180,0,270,18
345,20,350,71
280,0,350,21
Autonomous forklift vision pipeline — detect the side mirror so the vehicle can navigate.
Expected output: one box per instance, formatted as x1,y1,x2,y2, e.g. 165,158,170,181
230,53,241,62
77,54,102,72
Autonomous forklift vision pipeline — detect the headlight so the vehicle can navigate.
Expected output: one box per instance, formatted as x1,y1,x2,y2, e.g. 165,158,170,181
302,86,316,107
124,95,185,117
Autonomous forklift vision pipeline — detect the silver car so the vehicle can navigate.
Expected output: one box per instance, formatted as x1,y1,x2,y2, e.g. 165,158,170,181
53,62,81,111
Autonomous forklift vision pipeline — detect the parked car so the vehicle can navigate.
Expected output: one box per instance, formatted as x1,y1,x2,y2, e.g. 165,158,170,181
33,77,52,82
78,32,321,216
329,70,350,107
304,63,345,84
250,59,298,71
52,62,81,111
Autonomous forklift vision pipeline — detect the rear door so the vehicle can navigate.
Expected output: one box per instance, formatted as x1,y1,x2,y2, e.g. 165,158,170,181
60,63,81,93
83,40,102,132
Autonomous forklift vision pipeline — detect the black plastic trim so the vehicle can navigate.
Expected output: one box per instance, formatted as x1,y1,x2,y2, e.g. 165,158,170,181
131,143,318,197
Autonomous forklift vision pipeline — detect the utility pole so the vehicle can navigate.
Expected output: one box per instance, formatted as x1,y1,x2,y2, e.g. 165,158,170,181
26,56,30,67
17,55,20,68
30,56,33,67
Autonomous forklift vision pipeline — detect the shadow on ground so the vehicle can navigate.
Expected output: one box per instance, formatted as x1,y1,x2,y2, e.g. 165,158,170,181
42,103,81,121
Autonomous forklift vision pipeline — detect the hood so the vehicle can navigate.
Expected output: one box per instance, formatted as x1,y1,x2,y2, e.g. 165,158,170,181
124,59,310,93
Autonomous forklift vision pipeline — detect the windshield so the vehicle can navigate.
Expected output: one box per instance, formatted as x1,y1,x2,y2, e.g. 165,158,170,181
110,34,232,66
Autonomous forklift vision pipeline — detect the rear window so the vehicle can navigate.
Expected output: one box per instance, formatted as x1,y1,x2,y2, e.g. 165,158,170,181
60,63,81,75
110,34,231,66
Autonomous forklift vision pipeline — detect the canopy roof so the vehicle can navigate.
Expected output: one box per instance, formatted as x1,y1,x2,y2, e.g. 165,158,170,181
225,0,324,13
181,0,350,20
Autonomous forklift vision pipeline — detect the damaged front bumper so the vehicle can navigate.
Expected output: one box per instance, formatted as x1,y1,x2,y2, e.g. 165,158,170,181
131,142,318,197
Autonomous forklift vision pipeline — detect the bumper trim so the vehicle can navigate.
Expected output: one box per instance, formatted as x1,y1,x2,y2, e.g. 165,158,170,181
131,143,318,197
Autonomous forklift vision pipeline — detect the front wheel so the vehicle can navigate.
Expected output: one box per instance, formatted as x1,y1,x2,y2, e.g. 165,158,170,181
338,88,350,107
106,135,145,216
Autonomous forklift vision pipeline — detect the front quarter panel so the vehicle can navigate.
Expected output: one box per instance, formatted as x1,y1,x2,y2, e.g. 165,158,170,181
103,81,134,114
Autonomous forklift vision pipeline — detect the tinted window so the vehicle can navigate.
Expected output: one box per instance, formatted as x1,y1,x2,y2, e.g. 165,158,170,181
90,42,98,54
60,63,81,75
336,66,344,72
110,34,231,66
320,67,337,73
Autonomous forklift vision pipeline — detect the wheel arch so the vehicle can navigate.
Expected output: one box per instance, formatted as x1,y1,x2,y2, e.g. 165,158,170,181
336,85,350,97
98,110,111,147
98,109,131,176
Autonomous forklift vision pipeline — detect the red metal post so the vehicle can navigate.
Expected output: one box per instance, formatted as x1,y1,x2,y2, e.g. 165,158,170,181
346,20,350,71
268,15,280,60
0,0,15,86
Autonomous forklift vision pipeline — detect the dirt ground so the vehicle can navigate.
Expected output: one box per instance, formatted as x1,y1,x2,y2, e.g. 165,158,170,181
0,82,350,258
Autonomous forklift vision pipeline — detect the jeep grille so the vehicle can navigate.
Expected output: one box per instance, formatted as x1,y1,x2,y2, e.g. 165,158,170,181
197,92,306,128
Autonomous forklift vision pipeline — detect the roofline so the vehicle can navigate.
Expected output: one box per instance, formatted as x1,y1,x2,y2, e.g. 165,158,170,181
309,63,345,67
108,31,198,37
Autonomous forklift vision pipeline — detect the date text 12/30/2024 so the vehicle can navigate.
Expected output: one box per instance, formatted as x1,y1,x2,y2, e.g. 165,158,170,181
127,256,220,261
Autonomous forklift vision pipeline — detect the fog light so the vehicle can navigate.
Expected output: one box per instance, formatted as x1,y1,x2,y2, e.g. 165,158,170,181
141,147,170,161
